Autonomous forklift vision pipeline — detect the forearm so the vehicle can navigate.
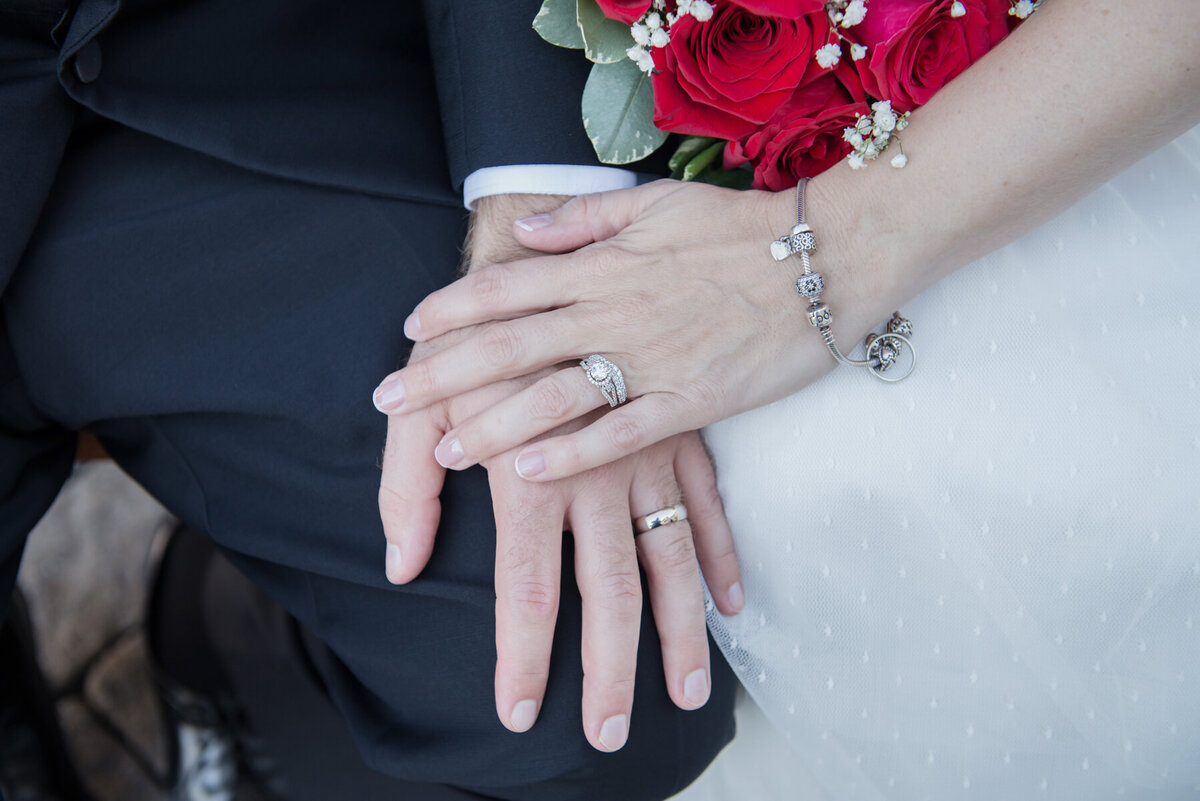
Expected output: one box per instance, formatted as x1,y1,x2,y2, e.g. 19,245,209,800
801,0,1200,337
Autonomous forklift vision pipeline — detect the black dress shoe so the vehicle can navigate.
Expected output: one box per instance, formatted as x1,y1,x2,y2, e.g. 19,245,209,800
145,526,287,801
0,590,91,801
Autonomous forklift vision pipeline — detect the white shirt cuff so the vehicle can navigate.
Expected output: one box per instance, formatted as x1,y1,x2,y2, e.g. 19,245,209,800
463,164,639,210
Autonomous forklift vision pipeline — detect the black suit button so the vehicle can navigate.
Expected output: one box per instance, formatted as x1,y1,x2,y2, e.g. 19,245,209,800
74,41,102,84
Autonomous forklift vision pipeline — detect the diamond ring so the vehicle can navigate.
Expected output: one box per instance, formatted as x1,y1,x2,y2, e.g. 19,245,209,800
580,355,627,407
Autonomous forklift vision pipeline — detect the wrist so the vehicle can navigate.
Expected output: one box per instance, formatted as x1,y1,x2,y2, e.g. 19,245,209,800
466,194,572,274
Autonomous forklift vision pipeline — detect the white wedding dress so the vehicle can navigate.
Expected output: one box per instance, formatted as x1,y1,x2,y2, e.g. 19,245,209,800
672,127,1200,800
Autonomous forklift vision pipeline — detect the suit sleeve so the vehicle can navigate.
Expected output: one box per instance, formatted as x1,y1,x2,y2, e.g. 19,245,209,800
420,0,666,190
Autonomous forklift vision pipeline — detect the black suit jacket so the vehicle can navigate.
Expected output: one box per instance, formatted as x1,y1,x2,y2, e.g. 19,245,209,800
56,0,649,210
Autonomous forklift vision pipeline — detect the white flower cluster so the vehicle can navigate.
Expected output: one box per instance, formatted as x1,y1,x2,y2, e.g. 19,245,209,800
1008,0,1041,19
843,100,911,170
817,0,870,70
626,0,714,73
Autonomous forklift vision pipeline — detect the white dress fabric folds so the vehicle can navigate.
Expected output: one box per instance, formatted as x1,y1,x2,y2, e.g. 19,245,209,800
682,127,1200,800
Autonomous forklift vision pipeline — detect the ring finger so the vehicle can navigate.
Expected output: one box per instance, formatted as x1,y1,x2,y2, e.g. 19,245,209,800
629,456,711,712
434,366,608,471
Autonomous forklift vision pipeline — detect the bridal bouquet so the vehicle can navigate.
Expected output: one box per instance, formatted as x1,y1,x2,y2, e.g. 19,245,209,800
534,0,1040,189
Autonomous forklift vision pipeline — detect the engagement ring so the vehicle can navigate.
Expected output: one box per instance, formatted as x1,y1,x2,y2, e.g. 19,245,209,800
580,355,628,407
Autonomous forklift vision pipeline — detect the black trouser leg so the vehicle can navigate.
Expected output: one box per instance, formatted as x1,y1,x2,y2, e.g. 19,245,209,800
4,54,735,801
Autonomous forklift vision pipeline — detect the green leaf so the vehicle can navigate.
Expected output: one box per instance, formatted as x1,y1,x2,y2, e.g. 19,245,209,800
533,0,584,48
576,0,634,64
702,165,755,190
581,60,668,165
681,141,724,181
668,136,721,176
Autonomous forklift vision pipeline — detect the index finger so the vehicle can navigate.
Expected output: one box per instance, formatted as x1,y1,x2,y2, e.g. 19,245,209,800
379,405,447,584
405,255,572,343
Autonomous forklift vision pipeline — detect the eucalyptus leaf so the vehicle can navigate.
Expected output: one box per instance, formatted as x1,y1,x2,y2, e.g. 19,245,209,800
533,0,584,48
681,141,724,182
582,60,667,165
577,0,634,64
669,136,721,178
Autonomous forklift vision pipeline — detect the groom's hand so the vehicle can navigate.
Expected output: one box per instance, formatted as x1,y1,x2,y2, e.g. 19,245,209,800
377,195,743,752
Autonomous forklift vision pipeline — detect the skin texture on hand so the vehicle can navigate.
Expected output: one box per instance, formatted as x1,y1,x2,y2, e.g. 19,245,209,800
375,194,743,753
374,0,1200,482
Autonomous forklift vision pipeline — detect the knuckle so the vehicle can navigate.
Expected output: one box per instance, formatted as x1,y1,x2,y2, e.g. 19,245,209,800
530,378,572,420
575,246,617,281
595,568,643,615
606,416,644,452
479,323,521,369
407,359,440,399
654,530,699,577
684,377,726,414
502,576,560,623
470,264,509,307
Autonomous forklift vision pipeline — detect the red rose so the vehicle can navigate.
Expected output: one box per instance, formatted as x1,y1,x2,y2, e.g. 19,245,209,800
730,0,826,15
651,3,830,140
594,0,651,25
725,74,869,190
846,0,1011,112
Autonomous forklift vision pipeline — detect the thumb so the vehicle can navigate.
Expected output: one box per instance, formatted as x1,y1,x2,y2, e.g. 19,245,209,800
378,405,447,584
512,179,680,253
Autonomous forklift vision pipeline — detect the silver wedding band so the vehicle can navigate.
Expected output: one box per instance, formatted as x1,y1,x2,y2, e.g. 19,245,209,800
634,504,688,535
580,354,628,407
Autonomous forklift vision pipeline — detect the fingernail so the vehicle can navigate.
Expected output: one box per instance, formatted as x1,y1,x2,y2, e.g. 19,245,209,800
435,435,464,468
514,450,546,478
403,311,422,340
373,375,406,413
385,543,403,583
510,699,539,732
727,581,745,613
598,714,628,751
515,213,553,232
683,669,710,708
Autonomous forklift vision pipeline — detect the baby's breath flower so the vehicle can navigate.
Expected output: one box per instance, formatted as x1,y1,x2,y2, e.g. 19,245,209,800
689,0,714,21
850,43,868,61
872,102,898,133
645,11,663,28
841,0,868,28
950,1,967,18
890,152,909,168
650,27,670,47
1009,0,1038,19
631,22,650,46
845,104,912,171
627,44,655,73
815,43,842,69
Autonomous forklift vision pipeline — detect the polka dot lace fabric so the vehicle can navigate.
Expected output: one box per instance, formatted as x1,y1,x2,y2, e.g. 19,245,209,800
690,127,1200,801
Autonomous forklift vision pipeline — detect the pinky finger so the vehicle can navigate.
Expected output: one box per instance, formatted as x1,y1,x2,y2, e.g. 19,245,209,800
513,395,690,483
674,432,744,616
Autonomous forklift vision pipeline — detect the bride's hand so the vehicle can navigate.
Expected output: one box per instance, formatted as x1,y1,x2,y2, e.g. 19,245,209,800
374,180,879,482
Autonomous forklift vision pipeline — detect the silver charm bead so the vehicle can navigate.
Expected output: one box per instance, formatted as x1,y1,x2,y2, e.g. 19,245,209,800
771,223,817,261
795,272,825,300
788,223,817,254
807,303,832,328
887,312,913,338
866,333,900,371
